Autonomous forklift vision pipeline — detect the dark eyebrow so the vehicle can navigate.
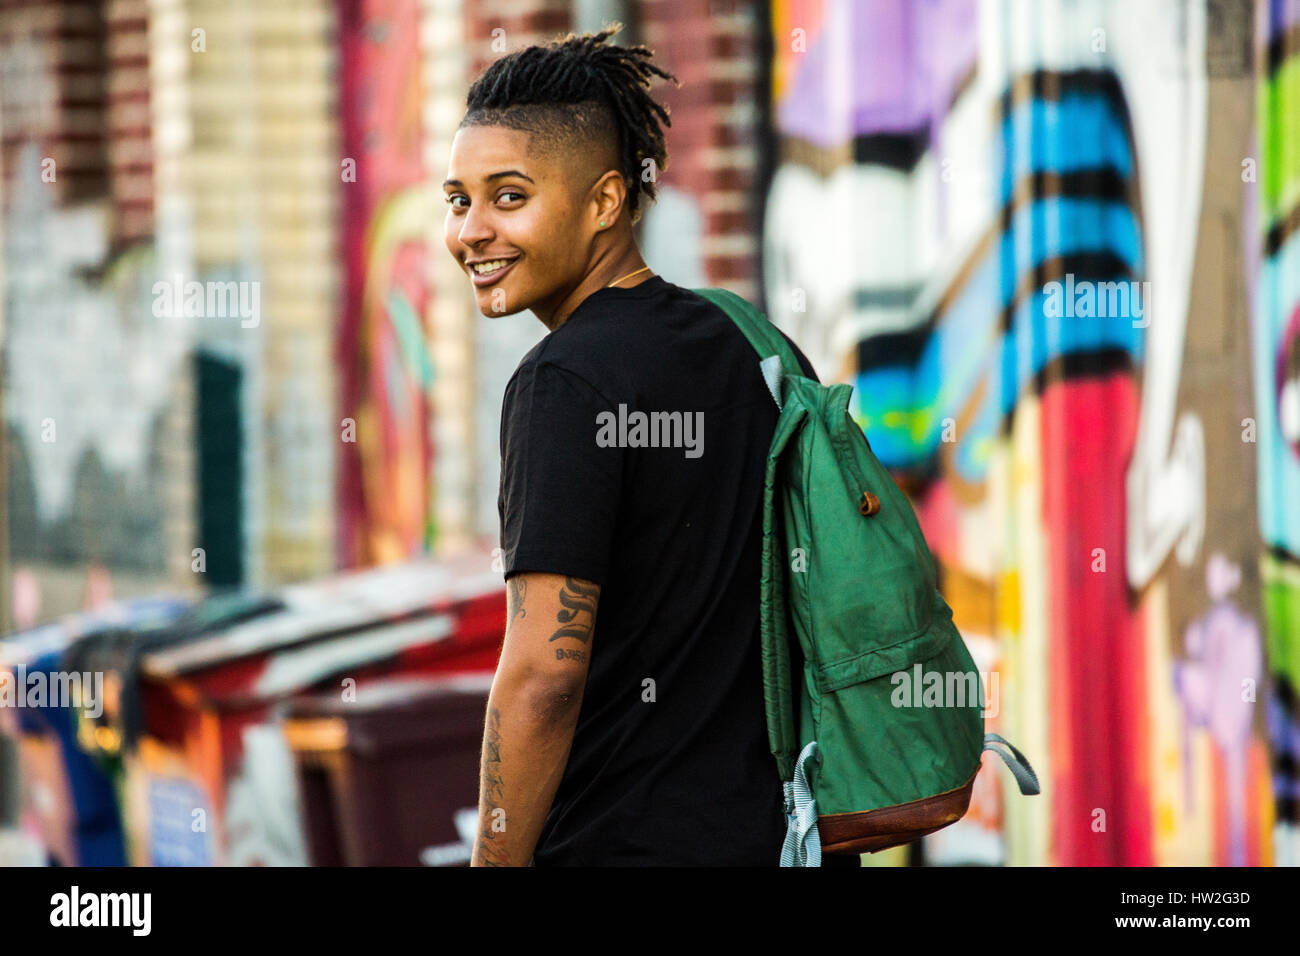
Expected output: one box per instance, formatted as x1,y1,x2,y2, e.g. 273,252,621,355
442,170,535,188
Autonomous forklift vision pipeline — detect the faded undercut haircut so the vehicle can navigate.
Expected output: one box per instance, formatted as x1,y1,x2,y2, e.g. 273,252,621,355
461,22,679,224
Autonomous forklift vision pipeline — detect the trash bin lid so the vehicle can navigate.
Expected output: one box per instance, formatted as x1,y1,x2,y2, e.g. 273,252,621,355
0,596,191,669
142,549,502,678
282,673,493,755
285,674,494,717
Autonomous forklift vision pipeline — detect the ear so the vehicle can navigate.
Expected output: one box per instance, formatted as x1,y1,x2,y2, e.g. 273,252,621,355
590,169,629,229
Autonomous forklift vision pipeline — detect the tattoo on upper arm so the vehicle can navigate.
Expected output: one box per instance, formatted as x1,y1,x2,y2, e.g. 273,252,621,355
507,576,527,628
549,576,599,644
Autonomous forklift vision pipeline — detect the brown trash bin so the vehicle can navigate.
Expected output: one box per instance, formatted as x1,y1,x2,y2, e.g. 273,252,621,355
283,674,492,866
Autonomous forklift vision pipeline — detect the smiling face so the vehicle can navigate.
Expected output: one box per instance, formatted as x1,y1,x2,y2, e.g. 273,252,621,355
444,124,617,323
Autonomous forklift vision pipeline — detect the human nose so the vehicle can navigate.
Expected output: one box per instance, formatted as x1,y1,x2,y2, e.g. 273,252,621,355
457,200,494,248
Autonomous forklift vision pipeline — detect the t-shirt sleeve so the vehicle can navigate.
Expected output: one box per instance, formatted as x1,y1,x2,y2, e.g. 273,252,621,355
498,361,623,588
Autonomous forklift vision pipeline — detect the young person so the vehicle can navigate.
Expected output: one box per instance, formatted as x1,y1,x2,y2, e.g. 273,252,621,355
444,24,825,866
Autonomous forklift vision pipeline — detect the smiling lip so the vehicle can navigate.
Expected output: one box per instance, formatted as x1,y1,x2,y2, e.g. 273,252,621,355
468,256,520,288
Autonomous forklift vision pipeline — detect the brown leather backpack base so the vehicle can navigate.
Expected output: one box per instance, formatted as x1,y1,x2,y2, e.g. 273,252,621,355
818,768,979,855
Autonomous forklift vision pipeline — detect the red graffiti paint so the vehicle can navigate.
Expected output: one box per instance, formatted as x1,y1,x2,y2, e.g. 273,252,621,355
1041,370,1151,865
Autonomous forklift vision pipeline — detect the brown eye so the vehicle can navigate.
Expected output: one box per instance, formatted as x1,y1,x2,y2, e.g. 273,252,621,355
499,190,525,203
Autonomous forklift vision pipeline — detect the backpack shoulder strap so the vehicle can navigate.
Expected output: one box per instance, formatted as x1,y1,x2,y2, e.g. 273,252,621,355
694,286,805,786
693,287,804,410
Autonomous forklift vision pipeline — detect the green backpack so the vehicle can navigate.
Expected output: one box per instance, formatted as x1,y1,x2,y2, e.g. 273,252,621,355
694,287,1041,867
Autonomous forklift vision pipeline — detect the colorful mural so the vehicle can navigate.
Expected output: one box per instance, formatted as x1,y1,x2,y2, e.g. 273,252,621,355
337,0,438,568
765,0,1291,865
1253,0,1300,865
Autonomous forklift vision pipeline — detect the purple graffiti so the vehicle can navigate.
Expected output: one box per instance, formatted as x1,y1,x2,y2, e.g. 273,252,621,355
1172,553,1262,866
776,0,978,146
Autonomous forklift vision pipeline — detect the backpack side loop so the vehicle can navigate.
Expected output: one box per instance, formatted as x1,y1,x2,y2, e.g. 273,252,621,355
779,740,822,867
983,732,1041,795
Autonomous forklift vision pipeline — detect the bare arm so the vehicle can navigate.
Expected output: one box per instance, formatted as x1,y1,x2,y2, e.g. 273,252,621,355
472,572,599,866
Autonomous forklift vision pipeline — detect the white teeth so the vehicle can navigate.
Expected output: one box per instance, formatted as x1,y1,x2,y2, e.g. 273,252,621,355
472,258,514,274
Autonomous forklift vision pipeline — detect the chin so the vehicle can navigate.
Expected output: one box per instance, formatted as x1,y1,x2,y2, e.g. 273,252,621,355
474,295,528,318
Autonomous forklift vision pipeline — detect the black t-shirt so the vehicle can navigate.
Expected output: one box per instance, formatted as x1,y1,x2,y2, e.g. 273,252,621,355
497,274,819,866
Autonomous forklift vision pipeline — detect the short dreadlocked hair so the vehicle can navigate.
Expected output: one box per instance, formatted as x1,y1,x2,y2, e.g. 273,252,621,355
461,22,679,224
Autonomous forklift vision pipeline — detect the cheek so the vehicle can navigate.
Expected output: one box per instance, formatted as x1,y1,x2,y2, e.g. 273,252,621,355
443,210,462,256
518,211,575,269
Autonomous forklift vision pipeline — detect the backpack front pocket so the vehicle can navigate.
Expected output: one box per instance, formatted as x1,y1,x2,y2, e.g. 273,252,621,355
809,606,985,815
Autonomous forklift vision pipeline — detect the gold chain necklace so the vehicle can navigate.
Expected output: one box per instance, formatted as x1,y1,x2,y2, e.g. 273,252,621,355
606,265,652,288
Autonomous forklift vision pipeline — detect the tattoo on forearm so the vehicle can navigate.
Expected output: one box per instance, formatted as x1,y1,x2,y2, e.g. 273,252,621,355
507,577,527,628
555,648,587,663
549,576,598,644
475,706,510,866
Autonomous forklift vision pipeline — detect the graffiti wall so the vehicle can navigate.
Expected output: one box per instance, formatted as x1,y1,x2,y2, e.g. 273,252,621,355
337,0,438,568
0,3,187,619
765,0,1293,865
0,0,344,616
1253,0,1300,864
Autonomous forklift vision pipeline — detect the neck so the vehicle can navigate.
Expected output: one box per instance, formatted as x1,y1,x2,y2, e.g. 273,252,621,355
537,247,650,332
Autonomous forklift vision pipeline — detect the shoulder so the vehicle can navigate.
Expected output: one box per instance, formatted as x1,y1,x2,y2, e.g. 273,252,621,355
676,283,821,383
502,347,617,414
506,291,662,400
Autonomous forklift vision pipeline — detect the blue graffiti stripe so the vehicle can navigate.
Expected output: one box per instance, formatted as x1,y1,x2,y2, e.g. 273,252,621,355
856,197,1142,472
1001,95,1134,197
997,196,1143,298
385,288,437,390
849,73,1143,476
1254,229,1300,553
